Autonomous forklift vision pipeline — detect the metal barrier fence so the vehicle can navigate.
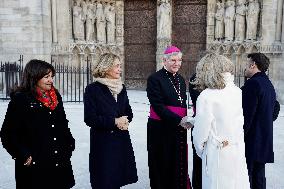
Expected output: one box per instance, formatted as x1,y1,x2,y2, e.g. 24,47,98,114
51,57,93,102
0,56,92,102
0,55,24,100
1,56,248,102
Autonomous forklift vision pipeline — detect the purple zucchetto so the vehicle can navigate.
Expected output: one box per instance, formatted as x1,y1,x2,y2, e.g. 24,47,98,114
164,45,181,55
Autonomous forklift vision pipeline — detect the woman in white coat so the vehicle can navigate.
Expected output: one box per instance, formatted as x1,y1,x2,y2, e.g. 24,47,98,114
192,53,250,189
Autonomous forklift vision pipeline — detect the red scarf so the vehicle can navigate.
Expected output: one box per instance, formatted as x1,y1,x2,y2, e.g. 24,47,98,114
36,86,58,110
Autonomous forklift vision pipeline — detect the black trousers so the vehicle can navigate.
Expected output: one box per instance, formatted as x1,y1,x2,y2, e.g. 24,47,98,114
247,161,266,189
191,129,202,189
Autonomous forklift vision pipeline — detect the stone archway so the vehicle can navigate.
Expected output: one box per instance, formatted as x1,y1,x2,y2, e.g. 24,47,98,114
124,0,157,89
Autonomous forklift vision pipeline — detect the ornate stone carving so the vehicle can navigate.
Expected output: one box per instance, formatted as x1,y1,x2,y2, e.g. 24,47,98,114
105,1,116,44
224,0,235,42
157,0,171,39
207,41,284,55
73,0,85,41
81,0,88,23
207,41,261,54
72,0,120,45
96,0,106,43
235,0,246,42
86,2,95,41
246,0,260,41
215,2,225,41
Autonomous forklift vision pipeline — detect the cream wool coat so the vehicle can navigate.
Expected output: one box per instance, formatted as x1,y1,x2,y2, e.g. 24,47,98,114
192,73,250,189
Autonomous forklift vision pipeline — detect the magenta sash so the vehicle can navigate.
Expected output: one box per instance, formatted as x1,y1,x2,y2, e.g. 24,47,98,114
149,106,187,120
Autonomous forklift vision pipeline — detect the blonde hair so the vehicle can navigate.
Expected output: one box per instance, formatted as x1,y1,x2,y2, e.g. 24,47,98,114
193,53,234,91
92,53,120,78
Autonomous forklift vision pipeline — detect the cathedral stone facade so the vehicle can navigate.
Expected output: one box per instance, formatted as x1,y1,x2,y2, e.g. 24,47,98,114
0,0,284,103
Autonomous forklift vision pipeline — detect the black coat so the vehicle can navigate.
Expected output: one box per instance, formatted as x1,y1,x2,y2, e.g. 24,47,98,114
242,72,276,163
188,73,200,116
146,68,189,189
84,82,138,189
0,91,75,189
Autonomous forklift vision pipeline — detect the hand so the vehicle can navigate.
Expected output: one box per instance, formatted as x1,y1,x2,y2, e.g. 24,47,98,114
115,116,129,130
24,156,32,166
183,122,194,129
179,116,194,130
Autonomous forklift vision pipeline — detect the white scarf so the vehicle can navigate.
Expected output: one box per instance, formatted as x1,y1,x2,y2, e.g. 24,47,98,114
94,77,123,101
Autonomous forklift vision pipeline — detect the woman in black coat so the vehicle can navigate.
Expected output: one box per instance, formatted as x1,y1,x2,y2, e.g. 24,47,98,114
84,53,138,189
0,60,75,189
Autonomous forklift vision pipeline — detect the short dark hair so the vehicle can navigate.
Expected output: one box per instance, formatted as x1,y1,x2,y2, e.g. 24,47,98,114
247,53,270,72
13,59,55,97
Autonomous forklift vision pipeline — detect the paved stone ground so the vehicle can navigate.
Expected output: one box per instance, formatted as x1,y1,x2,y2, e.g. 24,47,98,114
0,90,283,189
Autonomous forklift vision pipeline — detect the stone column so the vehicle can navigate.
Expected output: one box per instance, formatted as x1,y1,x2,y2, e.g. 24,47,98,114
275,0,283,42
56,0,71,45
262,0,278,45
115,0,125,80
281,1,284,42
88,52,96,82
78,52,85,68
51,0,58,43
40,0,52,61
206,0,216,47
89,52,96,68
156,0,172,71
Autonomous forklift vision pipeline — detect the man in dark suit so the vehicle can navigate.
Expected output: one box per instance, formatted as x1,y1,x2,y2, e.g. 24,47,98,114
242,53,276,189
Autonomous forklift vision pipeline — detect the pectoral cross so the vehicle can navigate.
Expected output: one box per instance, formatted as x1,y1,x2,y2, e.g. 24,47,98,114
178,95,183,105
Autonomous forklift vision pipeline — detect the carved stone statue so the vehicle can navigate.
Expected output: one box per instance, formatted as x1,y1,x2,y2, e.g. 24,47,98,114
215,2,225,41
246,0,260,41
73,0,84,41
86,3,95,41
91,0,97,42
96,0,106,43
224,0,235,42
81,0,88,21
235,0,246,42
157,0,171,39
105,1,116,44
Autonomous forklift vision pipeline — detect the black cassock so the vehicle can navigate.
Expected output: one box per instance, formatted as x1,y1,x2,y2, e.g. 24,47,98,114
147,68,191,189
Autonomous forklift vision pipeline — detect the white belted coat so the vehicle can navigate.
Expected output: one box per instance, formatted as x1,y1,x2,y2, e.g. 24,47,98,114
192,73,250,189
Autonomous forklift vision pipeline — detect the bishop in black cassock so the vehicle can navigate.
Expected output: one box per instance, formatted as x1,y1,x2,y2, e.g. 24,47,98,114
146,46,191,189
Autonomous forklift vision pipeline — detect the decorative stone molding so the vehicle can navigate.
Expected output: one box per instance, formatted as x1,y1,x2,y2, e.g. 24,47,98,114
207,41,284,55
52,43,70,55
259,44,284,54
52,42,122,55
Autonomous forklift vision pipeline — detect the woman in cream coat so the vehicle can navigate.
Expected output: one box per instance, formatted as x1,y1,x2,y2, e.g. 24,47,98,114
192,53,250,189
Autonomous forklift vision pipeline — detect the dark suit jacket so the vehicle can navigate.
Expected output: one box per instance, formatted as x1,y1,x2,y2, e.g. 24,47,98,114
188,73,200,117
242,72,276,163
